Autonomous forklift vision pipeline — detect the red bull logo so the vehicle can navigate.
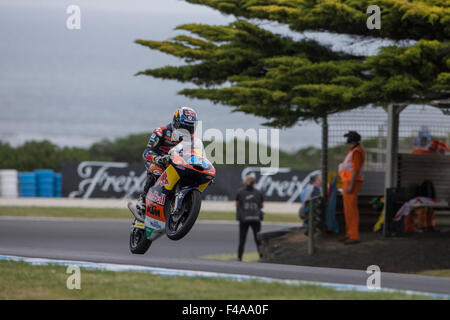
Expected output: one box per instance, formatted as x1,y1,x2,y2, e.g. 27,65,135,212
157,172,169,187
148,190,166,206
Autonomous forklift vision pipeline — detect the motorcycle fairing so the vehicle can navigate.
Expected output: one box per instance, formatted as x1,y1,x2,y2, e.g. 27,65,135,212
163,165,181,191
172,186,195,213
143,137,216,238
144,165,182,232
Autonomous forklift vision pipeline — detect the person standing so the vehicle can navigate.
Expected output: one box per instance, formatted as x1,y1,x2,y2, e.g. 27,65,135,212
338,131,365,245
236,174,264,261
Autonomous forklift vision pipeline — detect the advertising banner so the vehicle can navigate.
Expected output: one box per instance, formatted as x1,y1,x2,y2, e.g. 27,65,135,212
62,162,384,201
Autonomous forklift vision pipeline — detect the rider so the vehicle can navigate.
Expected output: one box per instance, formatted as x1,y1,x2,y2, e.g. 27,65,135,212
136,106,198,213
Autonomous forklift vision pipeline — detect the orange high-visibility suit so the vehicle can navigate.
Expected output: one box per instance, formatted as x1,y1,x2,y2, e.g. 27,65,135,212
339,144,365,241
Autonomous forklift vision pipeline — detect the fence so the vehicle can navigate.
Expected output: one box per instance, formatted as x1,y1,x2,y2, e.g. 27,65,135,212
327,104,450,172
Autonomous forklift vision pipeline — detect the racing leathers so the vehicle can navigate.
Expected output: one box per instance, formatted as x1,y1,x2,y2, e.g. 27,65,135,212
137,123,181,211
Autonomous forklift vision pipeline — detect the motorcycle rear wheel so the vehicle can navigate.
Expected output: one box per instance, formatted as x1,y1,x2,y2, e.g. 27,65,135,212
165,189,201,241
129,225,152,254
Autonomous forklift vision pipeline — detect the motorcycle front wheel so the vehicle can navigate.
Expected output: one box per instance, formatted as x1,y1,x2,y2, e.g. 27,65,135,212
129,224,152,254
165,189,201,241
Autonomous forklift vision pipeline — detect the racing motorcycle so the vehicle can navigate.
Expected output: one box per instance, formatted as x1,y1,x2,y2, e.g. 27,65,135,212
127,137,215,254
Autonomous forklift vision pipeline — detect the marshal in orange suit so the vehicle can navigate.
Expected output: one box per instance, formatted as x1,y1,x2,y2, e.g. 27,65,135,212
338,131,366,245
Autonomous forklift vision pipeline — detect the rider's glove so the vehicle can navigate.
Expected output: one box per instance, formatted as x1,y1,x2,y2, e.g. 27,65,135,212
154,155,170,167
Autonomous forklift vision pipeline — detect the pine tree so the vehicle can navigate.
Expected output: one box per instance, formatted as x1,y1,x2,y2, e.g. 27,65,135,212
186,0,449,40
135,1,449,127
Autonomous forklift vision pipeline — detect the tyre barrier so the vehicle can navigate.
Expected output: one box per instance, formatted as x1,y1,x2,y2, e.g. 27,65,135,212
35,169,55,198
18,172,37,197
0,170,19,198
0,169,62,198
54,173,62,198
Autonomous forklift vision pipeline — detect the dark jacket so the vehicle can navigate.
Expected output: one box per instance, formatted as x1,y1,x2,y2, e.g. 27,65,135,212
236,185,264,222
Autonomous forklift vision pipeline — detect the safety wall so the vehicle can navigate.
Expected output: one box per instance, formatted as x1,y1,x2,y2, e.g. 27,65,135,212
0,169,62,198
0,170,19,198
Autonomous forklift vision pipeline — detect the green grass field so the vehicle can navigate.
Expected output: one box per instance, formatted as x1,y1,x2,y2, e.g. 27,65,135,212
0,260,433,300
0,206,299,223
415,269,450,278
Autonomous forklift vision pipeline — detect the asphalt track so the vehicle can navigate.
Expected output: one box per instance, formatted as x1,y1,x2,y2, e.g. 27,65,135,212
0,217,449,295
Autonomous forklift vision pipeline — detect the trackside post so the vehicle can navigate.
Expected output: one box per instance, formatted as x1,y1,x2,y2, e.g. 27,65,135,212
308,199,315,255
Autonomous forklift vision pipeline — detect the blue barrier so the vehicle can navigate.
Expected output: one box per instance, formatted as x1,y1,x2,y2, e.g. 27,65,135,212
18,172,37,197
35,169,55,197
54,173,62,198
17,170,62,198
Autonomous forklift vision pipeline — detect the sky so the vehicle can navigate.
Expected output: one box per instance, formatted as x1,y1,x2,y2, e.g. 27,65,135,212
0,0,418,152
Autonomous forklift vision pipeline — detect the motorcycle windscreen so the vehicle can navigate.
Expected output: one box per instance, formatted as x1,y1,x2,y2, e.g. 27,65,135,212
172,138,214,173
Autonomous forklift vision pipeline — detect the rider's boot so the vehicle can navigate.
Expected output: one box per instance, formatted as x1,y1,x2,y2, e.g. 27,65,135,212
136,194,146,216
136,174,156,218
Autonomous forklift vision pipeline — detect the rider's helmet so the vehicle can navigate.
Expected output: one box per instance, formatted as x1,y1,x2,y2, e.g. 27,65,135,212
172,106,198,135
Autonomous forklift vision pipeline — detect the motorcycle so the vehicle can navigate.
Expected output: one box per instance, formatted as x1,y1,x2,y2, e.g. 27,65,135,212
127,136,216,254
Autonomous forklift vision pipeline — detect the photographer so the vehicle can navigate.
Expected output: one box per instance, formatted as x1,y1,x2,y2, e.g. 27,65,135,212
235,174,264,261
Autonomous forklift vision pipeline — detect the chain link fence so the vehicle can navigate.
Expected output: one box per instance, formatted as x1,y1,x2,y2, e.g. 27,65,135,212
327,104,450,173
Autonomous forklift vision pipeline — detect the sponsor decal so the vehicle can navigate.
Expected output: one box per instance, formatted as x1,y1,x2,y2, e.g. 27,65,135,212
150,219,161,229
66,161,146,199
183,109,195,118
154,127,163,137
148,190,166,206
64,162,383,201
145,215,164,230
173,191,185,212
151,168,162,176
147,204,161,218
157,172,169,187
242,167,321,203
134,222,145,229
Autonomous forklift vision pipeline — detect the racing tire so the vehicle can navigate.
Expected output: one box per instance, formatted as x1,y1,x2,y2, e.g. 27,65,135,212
129,227,152,254
165,189,201,241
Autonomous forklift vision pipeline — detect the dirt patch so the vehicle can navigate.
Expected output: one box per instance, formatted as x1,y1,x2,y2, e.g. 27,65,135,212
259,229,450,273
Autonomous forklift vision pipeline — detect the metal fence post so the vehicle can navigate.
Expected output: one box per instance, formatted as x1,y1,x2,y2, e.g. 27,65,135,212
383,104,405,237
308,199,315,255
321,115,328,226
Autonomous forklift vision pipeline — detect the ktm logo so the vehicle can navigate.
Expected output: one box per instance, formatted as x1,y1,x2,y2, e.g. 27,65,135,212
148,205,160,217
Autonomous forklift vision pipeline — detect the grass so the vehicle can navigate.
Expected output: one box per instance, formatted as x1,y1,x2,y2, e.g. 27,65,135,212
415,269,450,278
0,206,299,223
202,252,260,262
0,260,434,300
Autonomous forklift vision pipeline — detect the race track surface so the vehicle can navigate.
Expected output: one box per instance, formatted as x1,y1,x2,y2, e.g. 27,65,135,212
0,217,449,295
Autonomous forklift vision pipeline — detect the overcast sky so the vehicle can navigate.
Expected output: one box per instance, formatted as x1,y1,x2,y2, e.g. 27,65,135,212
0,0,418,151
